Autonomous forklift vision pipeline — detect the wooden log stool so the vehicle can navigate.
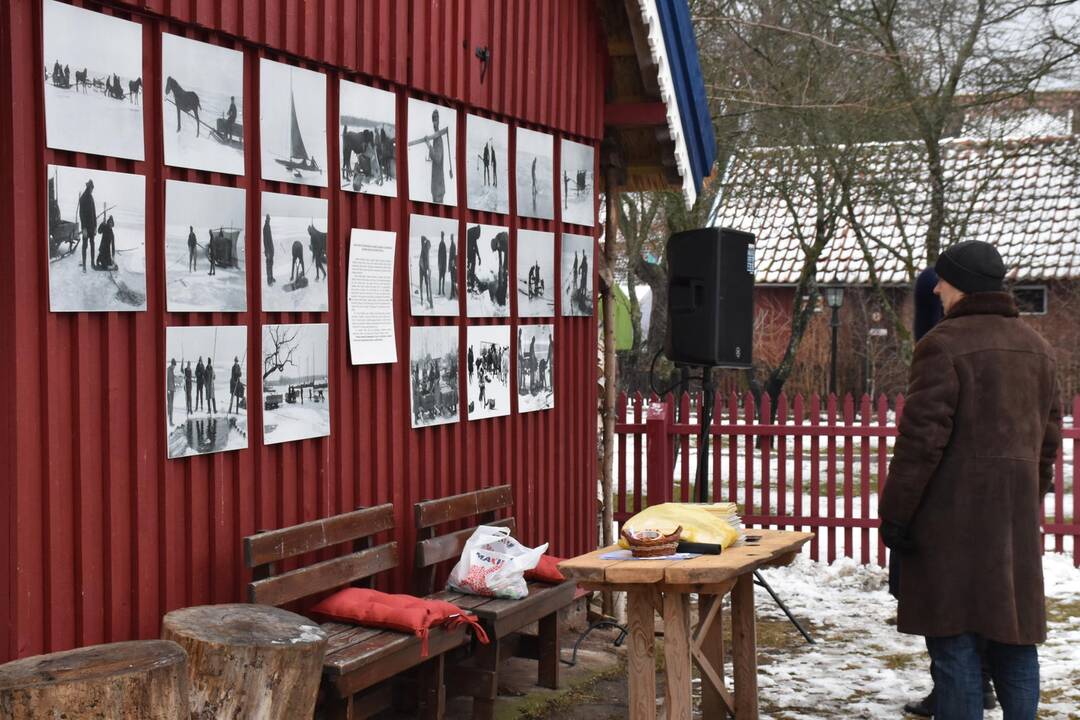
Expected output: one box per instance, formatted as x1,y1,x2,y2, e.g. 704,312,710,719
162,603,328,720
0,640,188,719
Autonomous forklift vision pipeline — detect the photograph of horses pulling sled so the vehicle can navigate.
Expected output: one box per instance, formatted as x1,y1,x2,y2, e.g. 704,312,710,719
161,33,244,176
260,59,328,187
259,192,329,313
164,180,247,312
47,165,147,312
43,0,144,161
339,80,396,197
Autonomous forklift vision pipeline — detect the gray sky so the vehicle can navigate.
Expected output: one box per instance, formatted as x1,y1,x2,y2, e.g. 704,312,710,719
44,0,141,79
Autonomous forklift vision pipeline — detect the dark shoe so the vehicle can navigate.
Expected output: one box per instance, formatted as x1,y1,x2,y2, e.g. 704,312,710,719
903,692,934,717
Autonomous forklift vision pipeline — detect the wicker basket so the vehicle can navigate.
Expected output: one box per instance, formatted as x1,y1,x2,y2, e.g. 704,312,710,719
621,526,683,558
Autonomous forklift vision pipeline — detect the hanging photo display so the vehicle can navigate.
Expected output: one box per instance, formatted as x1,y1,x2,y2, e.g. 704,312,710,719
259,192,329,313
262,323,331,445
517,325,554,413
465,114,509,214
515,128,554,220
46,164,147,312
164,180,247,312
165,325,248,459
466,325,512,421
410,325,460,429
260,59,328,187
340,80,397,196
465,223,511,318
560,139,595,227
43,0,144,161
161,33,244,175
406,98,457,207
560,233,595,317
409,214,460,317
516,230,555,317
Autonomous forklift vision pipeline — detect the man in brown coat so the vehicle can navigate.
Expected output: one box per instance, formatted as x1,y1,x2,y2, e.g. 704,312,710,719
880,241,1061,720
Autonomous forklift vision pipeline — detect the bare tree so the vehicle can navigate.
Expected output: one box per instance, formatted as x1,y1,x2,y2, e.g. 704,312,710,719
263,326,299,380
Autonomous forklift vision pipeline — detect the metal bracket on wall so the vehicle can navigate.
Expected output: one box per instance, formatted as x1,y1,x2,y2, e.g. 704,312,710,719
475,46,490,83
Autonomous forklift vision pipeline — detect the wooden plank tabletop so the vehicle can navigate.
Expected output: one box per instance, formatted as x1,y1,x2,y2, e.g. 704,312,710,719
559,530,814,589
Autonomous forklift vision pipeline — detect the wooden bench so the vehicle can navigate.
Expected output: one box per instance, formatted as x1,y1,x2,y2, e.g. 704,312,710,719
243,504,481,720
414,485,578,720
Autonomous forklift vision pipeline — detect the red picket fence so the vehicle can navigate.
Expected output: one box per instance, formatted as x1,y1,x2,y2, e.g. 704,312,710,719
614,392,1080,567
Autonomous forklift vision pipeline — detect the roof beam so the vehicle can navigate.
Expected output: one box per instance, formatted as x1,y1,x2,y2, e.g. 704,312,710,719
605,101,668,127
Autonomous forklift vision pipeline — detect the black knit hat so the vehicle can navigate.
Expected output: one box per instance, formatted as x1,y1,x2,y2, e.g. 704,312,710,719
934,241,1006,294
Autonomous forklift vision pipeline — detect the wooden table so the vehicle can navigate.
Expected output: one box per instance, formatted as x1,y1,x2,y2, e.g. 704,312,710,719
559,529,813,720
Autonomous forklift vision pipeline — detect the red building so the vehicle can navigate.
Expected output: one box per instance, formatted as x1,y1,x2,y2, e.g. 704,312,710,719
0,0,714,662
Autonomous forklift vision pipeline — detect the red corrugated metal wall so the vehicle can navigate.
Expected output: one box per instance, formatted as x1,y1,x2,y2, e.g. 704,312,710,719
0,0,604,662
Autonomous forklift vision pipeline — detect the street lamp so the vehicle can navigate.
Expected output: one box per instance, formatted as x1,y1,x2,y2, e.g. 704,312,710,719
823,286,845,396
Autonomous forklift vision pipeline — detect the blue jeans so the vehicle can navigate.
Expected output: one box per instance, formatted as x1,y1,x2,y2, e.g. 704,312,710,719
926,633,1039,720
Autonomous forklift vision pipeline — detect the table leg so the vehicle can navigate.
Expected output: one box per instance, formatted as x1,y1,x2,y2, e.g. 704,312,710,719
662,592,692,720
695,594,732,718
626,589,657,720
731,572,759,720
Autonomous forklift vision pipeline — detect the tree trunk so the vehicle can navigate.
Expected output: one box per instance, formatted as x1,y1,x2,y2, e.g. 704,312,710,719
599,164,619,617
0,640,188,719
162,604,327,720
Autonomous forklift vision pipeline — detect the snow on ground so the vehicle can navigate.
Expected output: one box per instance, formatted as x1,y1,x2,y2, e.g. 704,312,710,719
162,93,244,175
517,289,555,317
743,553,1080,719
165,224,247,311
263,400,330,445
49,206,146,312
45,81,144,160
466,283,510,318
261,216,329,312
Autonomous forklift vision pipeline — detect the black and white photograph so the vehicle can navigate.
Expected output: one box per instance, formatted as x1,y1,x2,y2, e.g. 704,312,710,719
165,180,246,312
465,114,509,214
165,325,248,459
161,33,244,176
517,325,554,413
466,325,511,421
259,192,329,312
43,0,144,161
340,80,396,196
560,233,594,317
560,139,595,227
465,223,511,318
47,164,146,312
262,323,330,445
260,59,327,187
408,214,460,317
516,230,555,317
515,128,554,220
410,325,460,429
406,98,457,207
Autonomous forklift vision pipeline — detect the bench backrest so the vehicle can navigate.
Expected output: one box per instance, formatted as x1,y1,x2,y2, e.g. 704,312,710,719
414,485,515,595
243,504,397,606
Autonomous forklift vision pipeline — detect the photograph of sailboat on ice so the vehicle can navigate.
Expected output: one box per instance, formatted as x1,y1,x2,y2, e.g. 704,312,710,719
260,59,327,187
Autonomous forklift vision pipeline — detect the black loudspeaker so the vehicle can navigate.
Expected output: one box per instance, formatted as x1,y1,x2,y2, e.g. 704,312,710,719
666,227,755,368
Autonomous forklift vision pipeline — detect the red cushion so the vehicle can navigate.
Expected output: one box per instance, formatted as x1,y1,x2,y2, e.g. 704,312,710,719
309,588,489,656
524,554,566,583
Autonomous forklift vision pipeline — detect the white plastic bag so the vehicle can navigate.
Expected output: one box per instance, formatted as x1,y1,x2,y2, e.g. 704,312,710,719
447,525,548,599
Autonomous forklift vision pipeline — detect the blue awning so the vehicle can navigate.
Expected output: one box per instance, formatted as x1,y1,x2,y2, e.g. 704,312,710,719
655,0,716,197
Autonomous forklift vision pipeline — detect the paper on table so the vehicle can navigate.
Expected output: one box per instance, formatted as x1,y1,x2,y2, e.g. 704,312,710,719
599,550,701,561
347,229,397,365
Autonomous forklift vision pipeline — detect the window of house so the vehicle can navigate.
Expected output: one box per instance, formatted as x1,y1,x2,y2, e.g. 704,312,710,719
1013,285,1047,315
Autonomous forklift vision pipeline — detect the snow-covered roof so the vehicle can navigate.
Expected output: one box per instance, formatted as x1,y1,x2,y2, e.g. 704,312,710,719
713,136,1080,285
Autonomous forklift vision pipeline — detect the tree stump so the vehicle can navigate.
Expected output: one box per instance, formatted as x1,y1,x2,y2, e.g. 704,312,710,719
162,604,327,720
0,640,189,719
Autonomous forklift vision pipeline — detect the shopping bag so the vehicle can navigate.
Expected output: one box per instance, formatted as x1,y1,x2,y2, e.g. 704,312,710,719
447,525,548,599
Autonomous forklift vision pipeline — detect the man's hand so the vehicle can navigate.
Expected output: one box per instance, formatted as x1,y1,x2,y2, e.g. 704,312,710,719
880,521,916,552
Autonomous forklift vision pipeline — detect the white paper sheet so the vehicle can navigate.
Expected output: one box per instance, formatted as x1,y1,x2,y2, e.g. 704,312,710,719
347,229,397,365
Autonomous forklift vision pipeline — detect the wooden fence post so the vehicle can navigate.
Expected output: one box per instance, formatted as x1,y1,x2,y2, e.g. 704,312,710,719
646,400,673,506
